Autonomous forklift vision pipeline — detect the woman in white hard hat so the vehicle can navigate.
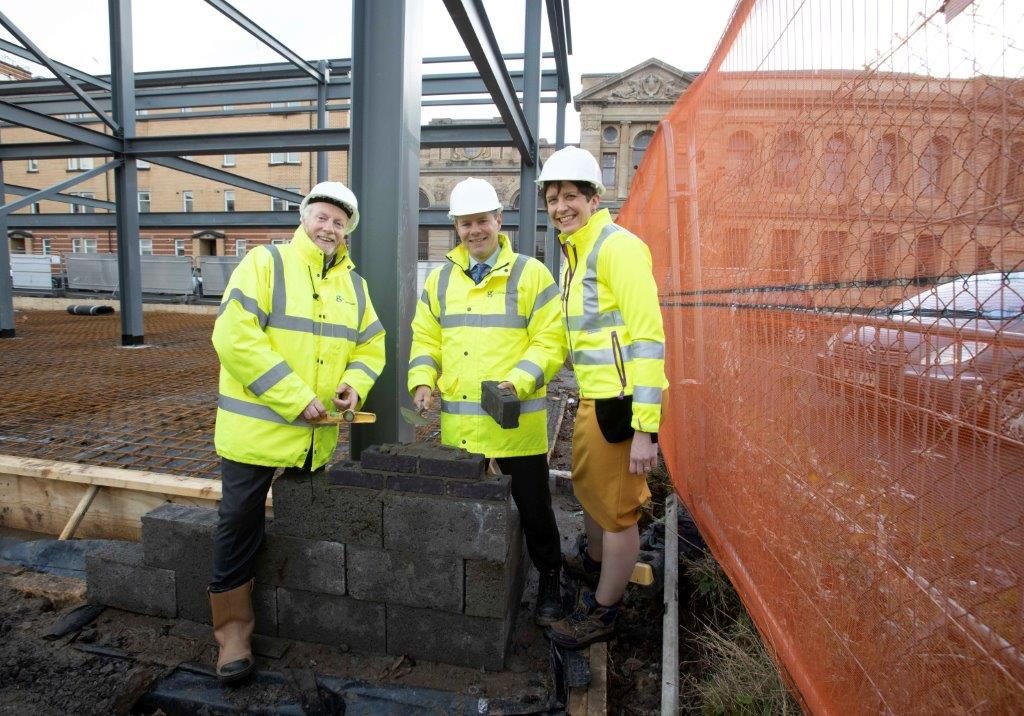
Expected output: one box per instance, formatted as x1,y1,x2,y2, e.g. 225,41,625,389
208,181,386,683
408,177,568,626
536,147,668,650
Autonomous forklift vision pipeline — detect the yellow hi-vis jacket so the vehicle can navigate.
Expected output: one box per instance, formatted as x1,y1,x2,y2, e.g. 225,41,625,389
212,226,385,470
558,209,667,432
408,235,567,458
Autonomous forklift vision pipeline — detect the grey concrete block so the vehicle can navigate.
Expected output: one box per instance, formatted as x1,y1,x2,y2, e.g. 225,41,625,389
253,583,277,637
386,604,512,670
446,475,511,501
465,532,525,619
278,587,385,653
360,444,417,473
176,575,277,637
409,443,487,480
86,542,176,619
256,531,346,596
384,493,512,560
326,461,384,490
273,474,383,548
140,503,218,572
385,473,445,495
347,546,461,613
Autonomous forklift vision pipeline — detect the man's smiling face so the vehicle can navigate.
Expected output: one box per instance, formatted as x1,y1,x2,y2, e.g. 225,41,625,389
454,211,502,262
301,201,351,257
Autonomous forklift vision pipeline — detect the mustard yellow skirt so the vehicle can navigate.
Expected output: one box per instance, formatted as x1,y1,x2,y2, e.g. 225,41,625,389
571,399,651,532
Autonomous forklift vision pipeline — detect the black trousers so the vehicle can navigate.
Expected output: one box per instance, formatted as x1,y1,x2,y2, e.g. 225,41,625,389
209,457,312,592
495,453,561,573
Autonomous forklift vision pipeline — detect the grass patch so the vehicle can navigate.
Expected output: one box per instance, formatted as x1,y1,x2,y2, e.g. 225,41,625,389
682,552,800,715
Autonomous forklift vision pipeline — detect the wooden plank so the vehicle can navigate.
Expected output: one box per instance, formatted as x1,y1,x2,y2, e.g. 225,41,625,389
58,484,101,540
588,642,608,716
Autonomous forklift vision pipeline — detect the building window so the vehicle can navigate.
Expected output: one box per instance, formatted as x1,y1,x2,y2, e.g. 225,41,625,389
271,239,288,245
919,136,951,197
601,153,617,189
719,228,749,268
602,125,619,143
270,152,300,165
41,239,52,256
27,159,38,173
270,101,302,109
137,158,151,169
174,239,187,256
223,104,234,111
224,191,236,212
138,191,151,213
272,188,302,211
773,131,804,189
183,190,194,212
418,189,431,261
462,147,482,160
866,233,895,281
869,134,899,193
822,133,851,194
630,130,654,181
770,229,798,274
915,233,943,280
139,238,154,256
1006,141,1024,199
69,192,95,214
223,154,236,167
30,202,40,214
235,239,247,256
67,157,94,171
72,238,98,253
818,231,846,283
725,131,755,177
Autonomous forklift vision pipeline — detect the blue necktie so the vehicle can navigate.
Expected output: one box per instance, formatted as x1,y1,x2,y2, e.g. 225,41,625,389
469,263,489,284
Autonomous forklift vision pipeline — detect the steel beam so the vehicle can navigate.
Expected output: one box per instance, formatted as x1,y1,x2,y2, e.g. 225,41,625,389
4,183,115,211
317,60,329,183
205,0,324,83
0,160,120,215
147,157,304,202
0,10,117,131
109,0,144,346
0,102,121,152
516,0,542,260
0,163,15,338
442,0,535,163
349,0,422,452
545,0,571,102
0,38,110,91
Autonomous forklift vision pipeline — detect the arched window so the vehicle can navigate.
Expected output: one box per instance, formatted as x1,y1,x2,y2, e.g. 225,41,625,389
869,134,899,193
822,133,851,194
1007,141,1024,199
773,131,804,189
630,130,655,185
919,136,951,196
725,131,755,176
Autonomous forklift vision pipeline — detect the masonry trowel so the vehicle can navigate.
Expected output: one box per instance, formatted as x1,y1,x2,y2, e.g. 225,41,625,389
400,407,429,426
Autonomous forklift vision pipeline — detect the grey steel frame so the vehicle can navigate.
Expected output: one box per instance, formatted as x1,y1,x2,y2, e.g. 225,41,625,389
0,0,572,450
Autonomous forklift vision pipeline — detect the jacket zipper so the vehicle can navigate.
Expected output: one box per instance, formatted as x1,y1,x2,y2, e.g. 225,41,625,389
611,330,627,399
561,243,577,358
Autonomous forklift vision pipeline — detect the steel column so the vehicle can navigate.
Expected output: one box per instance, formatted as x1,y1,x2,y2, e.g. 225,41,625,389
348,0,422,454
317,60,329,183
109,0,144,345
0,162,15,338
516,0,543,263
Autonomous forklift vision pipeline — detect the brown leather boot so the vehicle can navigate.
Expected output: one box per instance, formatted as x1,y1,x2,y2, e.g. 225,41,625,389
209,579,255,684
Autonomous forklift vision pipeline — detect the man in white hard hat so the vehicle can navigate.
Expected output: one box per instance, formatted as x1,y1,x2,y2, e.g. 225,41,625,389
207,181,385,683
536,147,667,649
408,177,568,626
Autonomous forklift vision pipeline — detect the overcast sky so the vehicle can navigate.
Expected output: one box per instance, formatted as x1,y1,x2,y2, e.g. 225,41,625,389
0,0,736,142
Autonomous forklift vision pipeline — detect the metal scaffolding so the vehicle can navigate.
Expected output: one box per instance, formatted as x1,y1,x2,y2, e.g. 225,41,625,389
0,0,573,450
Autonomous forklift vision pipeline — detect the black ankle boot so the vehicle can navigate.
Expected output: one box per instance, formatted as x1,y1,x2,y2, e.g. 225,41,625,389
534,566,564,626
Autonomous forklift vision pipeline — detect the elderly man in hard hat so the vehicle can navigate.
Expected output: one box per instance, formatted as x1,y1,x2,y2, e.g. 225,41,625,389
208,181,385,683
536,147,667,650
408,177,567,626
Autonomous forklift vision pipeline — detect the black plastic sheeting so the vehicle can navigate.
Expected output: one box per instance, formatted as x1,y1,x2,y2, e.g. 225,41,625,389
138,666,560,715
0,536,121,579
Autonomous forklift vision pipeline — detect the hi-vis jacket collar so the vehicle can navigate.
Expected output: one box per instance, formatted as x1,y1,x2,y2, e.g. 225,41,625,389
292,224,355,273
558,208,612,248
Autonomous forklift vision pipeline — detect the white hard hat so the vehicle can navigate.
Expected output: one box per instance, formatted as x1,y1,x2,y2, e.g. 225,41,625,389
535,146,605,194
300,181,360,233
447,177,503,219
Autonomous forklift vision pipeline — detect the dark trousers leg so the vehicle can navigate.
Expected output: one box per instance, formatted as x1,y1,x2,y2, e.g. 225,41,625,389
495,454,561,572
210,458,277,592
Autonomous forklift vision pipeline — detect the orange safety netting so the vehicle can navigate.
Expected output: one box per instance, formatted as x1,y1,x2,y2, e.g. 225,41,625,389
618,0,1024,711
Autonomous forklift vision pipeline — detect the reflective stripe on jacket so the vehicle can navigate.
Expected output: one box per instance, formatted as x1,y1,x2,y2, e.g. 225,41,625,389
559,209,667,432
212,226,385,469
408,235,566,458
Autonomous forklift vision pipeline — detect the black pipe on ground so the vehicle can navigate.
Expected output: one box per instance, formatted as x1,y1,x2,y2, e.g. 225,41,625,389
66,305,114,316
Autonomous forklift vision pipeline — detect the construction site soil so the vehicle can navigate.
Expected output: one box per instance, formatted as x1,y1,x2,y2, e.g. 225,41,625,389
0,307,699,714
